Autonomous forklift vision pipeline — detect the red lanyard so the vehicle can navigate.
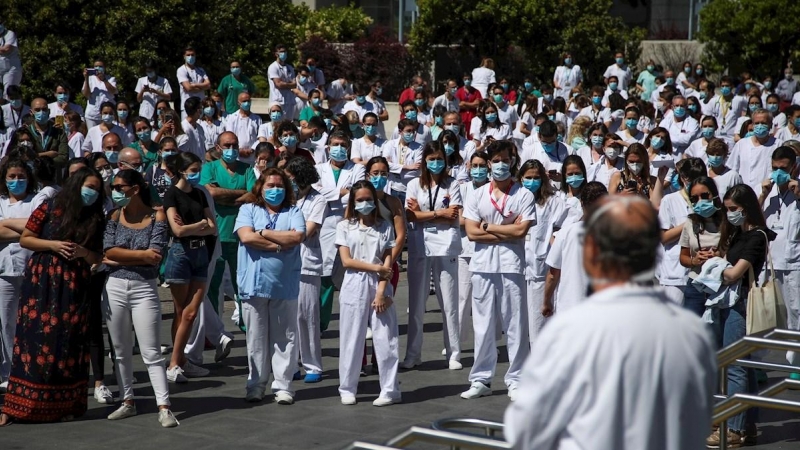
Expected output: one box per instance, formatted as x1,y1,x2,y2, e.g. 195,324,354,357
489,182,511,217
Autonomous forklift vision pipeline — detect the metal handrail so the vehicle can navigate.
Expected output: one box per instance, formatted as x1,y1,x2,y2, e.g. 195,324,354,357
714,328,800,450
386,426,512,449
431,418,506,440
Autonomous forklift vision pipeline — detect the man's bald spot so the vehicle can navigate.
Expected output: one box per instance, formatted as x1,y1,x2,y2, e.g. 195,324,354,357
588,196,657,235
238,92,250,102
216,131,238,147
102,132,122,147
119,147,142,164
32,98,47,108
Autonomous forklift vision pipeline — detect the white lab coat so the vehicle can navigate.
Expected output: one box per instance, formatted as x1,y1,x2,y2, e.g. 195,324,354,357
505,285,717,450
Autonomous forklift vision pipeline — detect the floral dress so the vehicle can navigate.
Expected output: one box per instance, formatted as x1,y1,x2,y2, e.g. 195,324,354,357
1,200,103,422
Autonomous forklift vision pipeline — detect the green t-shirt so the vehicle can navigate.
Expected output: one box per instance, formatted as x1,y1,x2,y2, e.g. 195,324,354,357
332,166,341,185
131,140,159,172
217,74,257,114
299,106,319,123
200,159,256,242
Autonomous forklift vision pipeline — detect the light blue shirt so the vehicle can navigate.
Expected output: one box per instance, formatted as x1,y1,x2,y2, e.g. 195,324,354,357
234,203,306,300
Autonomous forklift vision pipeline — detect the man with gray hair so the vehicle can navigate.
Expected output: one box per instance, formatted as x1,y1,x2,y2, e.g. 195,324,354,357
505,195,717,450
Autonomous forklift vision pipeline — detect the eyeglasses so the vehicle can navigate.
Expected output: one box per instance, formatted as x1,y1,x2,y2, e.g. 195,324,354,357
32,108,47,112
689,192,713,203
122,162,143,170
111,184,131,192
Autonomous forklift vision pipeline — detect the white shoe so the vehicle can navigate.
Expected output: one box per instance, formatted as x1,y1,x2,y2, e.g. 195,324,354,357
93,384,114,404
373,396,401,407
275,391,294,405
448,360,463,370
365,327,373,340
441,348,447,356
460,382,492,399
0,381,8,394
245,390,264,403
341,395,357,405
507,386,519,402
215,335,233,363
160,345,172,355
166,366,188,383
107,403,137,420
158,409,179,428
182,361,210,378
399,358,421,369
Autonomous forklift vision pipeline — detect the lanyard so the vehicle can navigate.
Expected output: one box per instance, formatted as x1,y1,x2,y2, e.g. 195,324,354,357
489,181,511,217
11,108,21,127
777,188,794,220
265,212,280,230
427,183,441,211
31,124,50,150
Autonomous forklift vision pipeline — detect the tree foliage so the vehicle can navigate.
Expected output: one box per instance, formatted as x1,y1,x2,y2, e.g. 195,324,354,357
698,0,800,76
409,0,645,87
291,4,373,45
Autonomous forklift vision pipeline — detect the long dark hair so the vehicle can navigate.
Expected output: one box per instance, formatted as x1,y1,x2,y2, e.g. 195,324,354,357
560,154,587,194
718,184,766,256
419,141,450,190
52,167,106,246
345,180,381,222
438,130,464,168
687,176,724,229
0,158,36,197
518,159,553,206
114,169,152,207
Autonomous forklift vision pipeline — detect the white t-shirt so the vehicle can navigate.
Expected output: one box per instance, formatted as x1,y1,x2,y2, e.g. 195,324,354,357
342,100,375,121
406,177,463,257
497,103,520,128
335,219,396,267
463,182,537,274
659,115,699,155
432,94,460,113
299,132,329,165
351,137,385,162
459,182,482,257
775,126,800,144
366,95,388,138
471,67,496,98
726,136,780,194
710,169,742,198
84,75,118,121
135,75,173,120
526,195,567,281
0,30,20,65
684,138,709,164
199,119,224,151
0,104,29,144
257,121,275,142
224,111,262,163
48,102,84,120
602,64,633,90
553,65,583,100
383,139,422,193
326,79,353,114
267,61,296,109
545,221,586,312
176,64,209,110
657,191,692,286
299,190,328,276
587,157,623,189
390,123,431,148
180,119,206,160
67,132,85,158
81,124,132,154
520,141,570,189
0,194,45,276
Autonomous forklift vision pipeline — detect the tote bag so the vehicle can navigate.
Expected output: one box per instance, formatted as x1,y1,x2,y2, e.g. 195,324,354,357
746,230,788,335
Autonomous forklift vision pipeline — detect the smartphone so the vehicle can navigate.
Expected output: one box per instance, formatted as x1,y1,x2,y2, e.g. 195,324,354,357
165,113,174,122
86,68,96,76
55,116,64,128
626,180,638,190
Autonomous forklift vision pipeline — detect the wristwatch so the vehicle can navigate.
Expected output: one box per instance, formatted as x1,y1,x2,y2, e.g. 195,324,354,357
482,222,489,232
276,244,282,253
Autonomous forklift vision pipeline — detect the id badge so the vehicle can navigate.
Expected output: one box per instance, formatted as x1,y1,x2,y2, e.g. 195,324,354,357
425,226,438,233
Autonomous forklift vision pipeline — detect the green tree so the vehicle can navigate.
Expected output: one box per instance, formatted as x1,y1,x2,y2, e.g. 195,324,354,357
290,4,373,45
409,0,644,87
698,0,800,76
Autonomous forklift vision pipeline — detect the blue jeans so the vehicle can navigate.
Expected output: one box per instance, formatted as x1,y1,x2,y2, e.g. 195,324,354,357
712,300,757,432
682,284,707,317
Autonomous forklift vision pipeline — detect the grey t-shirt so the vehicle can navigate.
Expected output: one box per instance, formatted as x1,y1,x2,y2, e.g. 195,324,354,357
103,213,168,280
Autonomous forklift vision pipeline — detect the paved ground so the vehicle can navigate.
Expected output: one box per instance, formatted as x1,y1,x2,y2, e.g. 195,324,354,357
1,274,799,449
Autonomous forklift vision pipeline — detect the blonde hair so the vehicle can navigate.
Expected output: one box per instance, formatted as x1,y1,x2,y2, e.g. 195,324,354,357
345,110,360,126
481,58,495,70
567,116,592,146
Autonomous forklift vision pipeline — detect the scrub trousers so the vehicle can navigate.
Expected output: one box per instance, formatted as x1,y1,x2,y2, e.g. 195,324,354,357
776,270,800,366
338,272,399,401
208,242,238,313
526,278,546,346
469,273,529,389
0,63,22,100
298,275,323,374
186,249,233,365
0,276,21,382
457,256,472,344
320,276,335,331
405,253,461,364
242,297,298,397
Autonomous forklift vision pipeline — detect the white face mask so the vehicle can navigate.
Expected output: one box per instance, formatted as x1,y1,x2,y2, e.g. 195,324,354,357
627,162,643,173
604,148,620,160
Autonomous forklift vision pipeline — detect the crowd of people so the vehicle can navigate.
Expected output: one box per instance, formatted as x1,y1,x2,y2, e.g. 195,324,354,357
0,24,798,446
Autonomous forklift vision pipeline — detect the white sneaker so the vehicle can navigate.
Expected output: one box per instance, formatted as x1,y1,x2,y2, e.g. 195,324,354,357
441,348,447,356
107,403,136,420
182,361,210,378
215,335,233,363
93,384,114,404
507,386,519,402
0,381,8,394
341,395,357,405
460,382,492,399
399,358,421,369
275,391,294,405
365,327,373,340
160,345,172,355
448,360,463,370
373,396,401,407
158,409,179,428
166,366,188,383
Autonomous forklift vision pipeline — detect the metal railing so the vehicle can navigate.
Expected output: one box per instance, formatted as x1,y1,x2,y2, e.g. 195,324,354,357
343,426,511,450
714,328,800,450
431,418,506,441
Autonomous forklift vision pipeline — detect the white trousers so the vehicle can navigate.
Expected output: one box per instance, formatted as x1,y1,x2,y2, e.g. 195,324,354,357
186,254,233,364
242,297,297,396
0,276,21,382
85,117,100,130
338,272,399,399
103,277,170,406
297,275,322,374
0,65,22,100
526,279,546,347
776,270,800,366
457,256,473,344
469,273,530,388
405,254,461,362
660,284,685,305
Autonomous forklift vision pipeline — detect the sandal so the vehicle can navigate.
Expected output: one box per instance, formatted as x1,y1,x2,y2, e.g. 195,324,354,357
0,413,14,427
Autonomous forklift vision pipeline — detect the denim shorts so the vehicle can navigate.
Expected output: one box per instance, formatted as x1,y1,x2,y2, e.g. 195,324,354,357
164,241,210,284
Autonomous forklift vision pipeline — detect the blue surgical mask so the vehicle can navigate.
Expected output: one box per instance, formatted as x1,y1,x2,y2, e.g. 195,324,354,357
222,148,239,163
6,179,27,196
291,180,300,197
364,125,376,136
707,155,724,167
571,137,587,150
693,199,718,218
35,110,49,124
671,173,682,191
105,151,119,164
186,172,201,186
702,127,715,139
137,131,152,142
203,107,215,117
426,160,445,174
349,124,360,132
696,68,704,76
745,131,755,138
402,132,415,143
146,71,156,79
609,82,618,91
542,141,557,154
566,175,585,189
699,91,707,100
590,136,604,148
356,95,366,104
625,118,638,130
485,113,498,123
56,93,69,103
444,143,455,156
111,190,131,207
311,98,322,107
616,57,624,65
464,79,472,87
10,99,21,109
185,55,196,65
564,58,572,65
405,110,417,121
592,96,602,105
491,162,511,181
299,76,307,85
748,104,759,114
721,86,732,96
688,103,697,112
666,77,675,85
240,101,251,112
117,110,129,120
794,118,800,130
524,82,532,91
435,116,444,126
651,136,665,150
522,178,541,193
161,151,176,159
375,87,383,96
727,210,745,226
673,106,686,118
355,200,376,215
767,104,779,113
263,187,285,206
308,65,316,72
102,114,115,125
270,111,283,122
370,175,388,191
470,167,488,182
414,99,425,107
329,145,348,162
81,186,99,206
753,123,770,138
493,94,504,104
280,135,298,147
771,168,791,185
278,52,287,62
